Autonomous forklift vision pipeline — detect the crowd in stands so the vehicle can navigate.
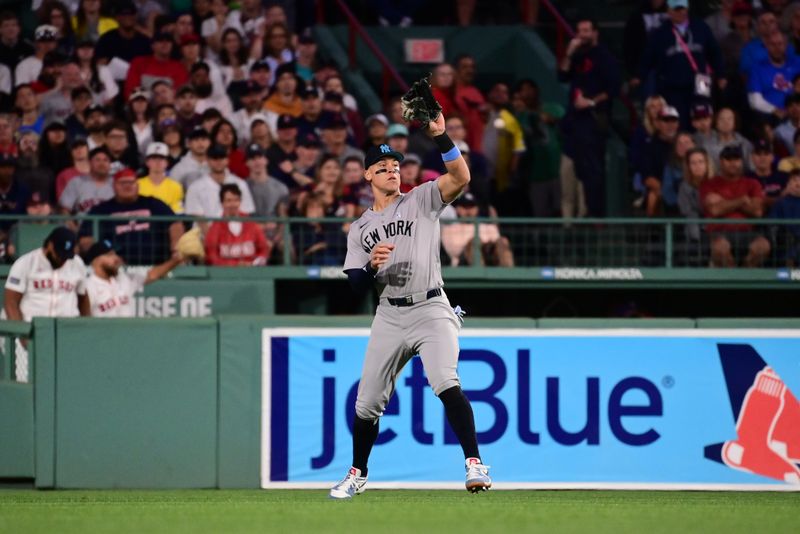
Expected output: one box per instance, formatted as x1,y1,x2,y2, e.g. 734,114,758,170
0,0,798,269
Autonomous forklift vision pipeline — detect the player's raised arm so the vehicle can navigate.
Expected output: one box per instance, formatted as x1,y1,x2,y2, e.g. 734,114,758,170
428,113,470,203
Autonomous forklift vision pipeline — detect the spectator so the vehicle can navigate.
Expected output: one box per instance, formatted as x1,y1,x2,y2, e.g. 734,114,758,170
231,81,265,144
292,191,346,266
706,0,736,42
700,145,770,267
41,1,77,57
245,142,288,262
38,121,71,177
262,22,294,83
639,0,723,129
64,86,91,141
150,79,176,106
678,147,714,240
15,25,58,87
39,58,85,125
318,111,365,166
624,0,669,91
295,30,318,83
201,0,234,60
123,32,188,99
29,50,66,96
559,16,620,216
58,145,113,214
210,118,247,177
127,87,154,156
775,92,800,153
482,81,525,202
172,85,198,138
0,113,16,156
157,120,185,169
362,113,389,152
341,155,372,219
185,143,254,217
191,61,234,117
707,107,754,172
83,239,182,317
641,105,680,216
228,0,268,51
248,116,272,151
179,32,226,101
431,62,457,117
777,128,800,174
74,38,117,104
740,10,795,77
15,131,53,208
440,192,514,267
204,183,269,266
0,152,29,234
747,31,800,120
0,12,34,76
322,74,358,113
398,153,421,193
72,0,118,42
171,126,210,189
719,1,755,80
749,138,786,211
55,139,89,200
82,103,107,150
218,28,254,89
282,131,318,191
630,95,667,183
513,81,564,218
769,169,800,265
263,63,302,118
321,88,365,147
104,120,140,174
790,4,800,51
94,1,152,80
299,154,344,216
453,54,486,152
138,142,183,213
691,102,715,152
294,85,322,140
79,168,182,265
386,123,408,154
662,131,695,213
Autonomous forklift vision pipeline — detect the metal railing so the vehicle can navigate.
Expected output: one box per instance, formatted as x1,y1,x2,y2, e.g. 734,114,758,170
2,215,800,269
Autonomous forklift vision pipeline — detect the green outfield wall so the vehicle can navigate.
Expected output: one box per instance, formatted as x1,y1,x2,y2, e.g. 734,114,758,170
0,317,798,488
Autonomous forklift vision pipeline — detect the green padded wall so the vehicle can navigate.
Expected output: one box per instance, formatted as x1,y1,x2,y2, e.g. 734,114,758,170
52,318,218,488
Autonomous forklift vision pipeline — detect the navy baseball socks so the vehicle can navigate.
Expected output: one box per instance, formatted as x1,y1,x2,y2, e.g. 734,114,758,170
439,385,492,492
329,416,377,499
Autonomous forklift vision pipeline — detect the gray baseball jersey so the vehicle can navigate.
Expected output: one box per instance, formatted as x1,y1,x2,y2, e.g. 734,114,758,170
343,179,447,299
343,178,462,421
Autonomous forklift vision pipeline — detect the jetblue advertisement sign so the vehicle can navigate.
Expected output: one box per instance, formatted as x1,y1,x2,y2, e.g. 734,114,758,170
261,329,800,490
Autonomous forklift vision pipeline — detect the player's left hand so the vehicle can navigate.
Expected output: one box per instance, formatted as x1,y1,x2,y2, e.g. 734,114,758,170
428,112,445,137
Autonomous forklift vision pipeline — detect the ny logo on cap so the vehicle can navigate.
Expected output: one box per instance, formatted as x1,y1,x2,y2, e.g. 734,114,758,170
380,144,392,154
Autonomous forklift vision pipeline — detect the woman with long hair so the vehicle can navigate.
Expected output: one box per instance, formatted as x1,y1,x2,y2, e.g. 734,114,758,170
38,121,72,178
40,1,75,56
126,87,154,158
295,154,344,216
157,120,186,170
74,39,117,104
662,132,696,214
262,22,294,86
679,147,714,242
708,107,753,171
218,28,253,88
211,118,248,177
72,0,118,41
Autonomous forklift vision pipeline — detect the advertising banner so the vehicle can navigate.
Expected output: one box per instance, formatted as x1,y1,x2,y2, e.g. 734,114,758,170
261,329,800,490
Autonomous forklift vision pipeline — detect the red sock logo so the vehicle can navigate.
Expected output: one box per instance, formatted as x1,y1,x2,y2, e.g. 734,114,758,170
722,367,800,483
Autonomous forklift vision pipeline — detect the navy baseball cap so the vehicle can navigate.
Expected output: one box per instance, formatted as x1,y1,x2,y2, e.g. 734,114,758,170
720,144,744,160
753,138,773,154
187,126,210,139
276,114,297,130
320,111,348,130
251,59,271,71
83,239,117,265
298,132,321,148
207,144,228,159
364,143,404,168
245,143,266,159
44,227,77,260
244,80,263,94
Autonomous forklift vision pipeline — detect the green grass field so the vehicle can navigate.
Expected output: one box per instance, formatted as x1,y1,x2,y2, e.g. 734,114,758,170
0,489,798,534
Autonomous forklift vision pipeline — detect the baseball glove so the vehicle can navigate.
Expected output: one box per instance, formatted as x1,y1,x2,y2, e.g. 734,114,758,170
176,227,205,261
401,74,442,124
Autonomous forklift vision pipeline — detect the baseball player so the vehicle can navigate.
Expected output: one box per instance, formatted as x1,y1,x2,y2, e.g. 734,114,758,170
329,77,491,499
4,227,90,382
83,240,184,317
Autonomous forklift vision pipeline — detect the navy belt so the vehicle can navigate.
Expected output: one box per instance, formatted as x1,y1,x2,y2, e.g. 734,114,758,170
387,288,442,307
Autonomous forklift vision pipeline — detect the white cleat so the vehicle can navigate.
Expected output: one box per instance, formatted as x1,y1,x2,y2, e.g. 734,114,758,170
329,467,368,499
465,457,492,493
